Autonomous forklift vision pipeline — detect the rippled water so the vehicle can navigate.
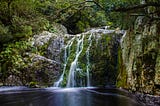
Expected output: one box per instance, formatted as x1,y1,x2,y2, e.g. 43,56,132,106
0,87,143,106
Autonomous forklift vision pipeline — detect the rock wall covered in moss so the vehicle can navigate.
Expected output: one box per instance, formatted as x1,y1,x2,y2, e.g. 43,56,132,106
55,28,124,87
0,24,67,87
117,6,160,94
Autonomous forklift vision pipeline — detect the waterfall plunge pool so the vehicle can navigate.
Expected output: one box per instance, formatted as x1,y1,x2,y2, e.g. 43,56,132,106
0,87,143,106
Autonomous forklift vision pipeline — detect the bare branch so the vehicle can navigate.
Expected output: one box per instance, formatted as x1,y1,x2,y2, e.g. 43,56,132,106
114,2,160,12
54,1,87,19
86,1,160,12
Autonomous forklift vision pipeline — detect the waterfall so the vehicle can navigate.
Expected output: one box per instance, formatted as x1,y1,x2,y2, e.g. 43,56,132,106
86,32,93,87
53,26,126,88
66,34,84,87
54,37,75,87
120,31,127,44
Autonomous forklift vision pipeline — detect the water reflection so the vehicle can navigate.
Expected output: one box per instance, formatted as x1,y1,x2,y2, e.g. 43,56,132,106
0,87,143,106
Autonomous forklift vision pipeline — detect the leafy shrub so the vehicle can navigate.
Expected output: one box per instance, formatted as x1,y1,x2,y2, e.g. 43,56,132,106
30,17,50,34
0,40,36,81
0,23,12,44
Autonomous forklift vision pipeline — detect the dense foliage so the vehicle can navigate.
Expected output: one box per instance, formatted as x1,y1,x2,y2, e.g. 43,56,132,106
0,0,141,46
0,40,35,83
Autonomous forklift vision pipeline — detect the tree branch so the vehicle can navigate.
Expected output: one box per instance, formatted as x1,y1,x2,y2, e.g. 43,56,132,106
86,1,160,13
114,2,160,12
54,1,87,19
86,0,106,11
53,0,160,22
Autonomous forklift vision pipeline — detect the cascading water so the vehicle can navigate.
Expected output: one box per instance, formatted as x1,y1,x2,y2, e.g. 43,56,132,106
53,27,126,88
54,37,75,87
86,32,93,87
66,34,84,87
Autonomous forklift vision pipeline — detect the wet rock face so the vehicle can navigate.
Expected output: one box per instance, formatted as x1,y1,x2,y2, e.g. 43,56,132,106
4,75,22,86
120,15,160,94
135,92,160,106
25,24,67,87
90,33,122,86
28,54,61,87
47,36,64,62
2,26,67,87
51,28,125,87
27,31,65,87
33,31,57,47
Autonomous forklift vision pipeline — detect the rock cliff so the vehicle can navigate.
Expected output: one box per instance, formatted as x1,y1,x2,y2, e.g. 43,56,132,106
117,8,160,95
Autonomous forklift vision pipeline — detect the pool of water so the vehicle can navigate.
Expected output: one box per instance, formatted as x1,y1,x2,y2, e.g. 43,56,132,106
0,87,143,106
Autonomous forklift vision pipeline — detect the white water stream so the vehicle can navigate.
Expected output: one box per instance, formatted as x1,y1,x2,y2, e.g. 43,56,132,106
86,32,93,87
54,37,75,87
54,27,126,88
67,34,84,87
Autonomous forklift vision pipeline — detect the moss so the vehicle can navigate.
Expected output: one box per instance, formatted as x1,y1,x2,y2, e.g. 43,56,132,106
59,32,122,87
116,47,127,88
78,34,90,70
65,40,76,70
60,36,78,86
29,81,38,88
89,33,119,86
106,35,111,43
37,43,48,56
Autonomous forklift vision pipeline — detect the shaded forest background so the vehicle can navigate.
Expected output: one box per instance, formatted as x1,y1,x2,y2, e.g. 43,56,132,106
0,0,142,45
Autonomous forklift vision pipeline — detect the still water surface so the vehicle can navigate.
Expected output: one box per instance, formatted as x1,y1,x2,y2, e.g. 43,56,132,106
0,87,143,106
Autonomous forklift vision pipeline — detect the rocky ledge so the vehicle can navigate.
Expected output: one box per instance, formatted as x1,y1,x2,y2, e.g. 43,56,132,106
135,92,160,106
